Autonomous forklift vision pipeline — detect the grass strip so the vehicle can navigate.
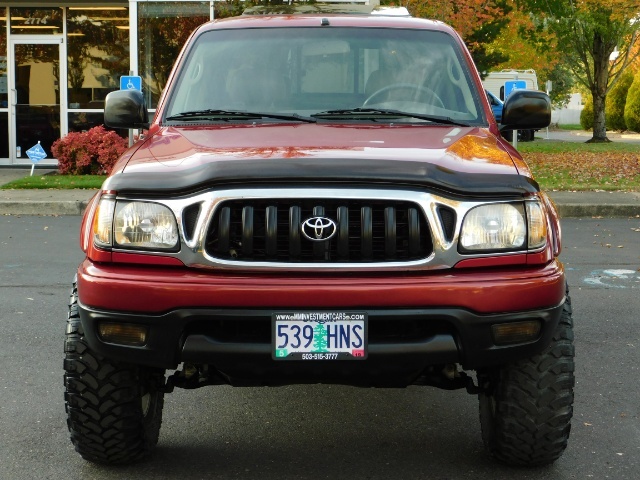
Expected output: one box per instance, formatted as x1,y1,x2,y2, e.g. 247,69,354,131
1,174,106,190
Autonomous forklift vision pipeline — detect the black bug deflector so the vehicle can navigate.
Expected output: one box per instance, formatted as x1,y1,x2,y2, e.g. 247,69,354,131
103,157,539,198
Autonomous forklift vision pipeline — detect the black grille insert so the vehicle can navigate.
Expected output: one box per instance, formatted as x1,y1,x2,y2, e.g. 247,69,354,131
205,199,432,263
182,204,201,242
437,206,457,242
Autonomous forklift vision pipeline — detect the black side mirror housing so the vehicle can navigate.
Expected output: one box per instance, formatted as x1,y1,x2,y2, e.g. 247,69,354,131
500,90,551,131
104,90,149,129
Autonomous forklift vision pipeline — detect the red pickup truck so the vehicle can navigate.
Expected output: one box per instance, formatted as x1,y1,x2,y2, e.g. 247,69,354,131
64,7,574,468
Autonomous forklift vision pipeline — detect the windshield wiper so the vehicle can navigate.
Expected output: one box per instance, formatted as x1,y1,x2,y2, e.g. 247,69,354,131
165,109,316,123
311,108,470,126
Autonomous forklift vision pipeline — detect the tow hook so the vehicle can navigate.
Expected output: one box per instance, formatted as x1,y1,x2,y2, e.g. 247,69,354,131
442,364,483,394
462,372,483,395
159,364,225,392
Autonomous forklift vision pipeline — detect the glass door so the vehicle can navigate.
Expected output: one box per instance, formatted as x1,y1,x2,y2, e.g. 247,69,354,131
10,38,63,164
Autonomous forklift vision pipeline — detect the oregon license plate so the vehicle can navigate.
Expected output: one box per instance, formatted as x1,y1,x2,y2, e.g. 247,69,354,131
272,312,368,360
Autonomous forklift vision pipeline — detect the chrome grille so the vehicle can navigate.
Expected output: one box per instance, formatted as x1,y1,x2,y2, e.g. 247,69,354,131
204,199,432,262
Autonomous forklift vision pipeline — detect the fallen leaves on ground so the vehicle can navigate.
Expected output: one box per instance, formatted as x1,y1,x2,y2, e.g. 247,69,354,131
523,151,640,188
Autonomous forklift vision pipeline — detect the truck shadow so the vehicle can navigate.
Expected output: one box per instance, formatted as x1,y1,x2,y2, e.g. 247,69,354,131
82,385,558,479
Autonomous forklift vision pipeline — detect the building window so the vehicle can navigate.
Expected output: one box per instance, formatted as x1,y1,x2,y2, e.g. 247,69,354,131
0,11,6,108
10,7,63,35
138,1,210,108
0,10,7,158
68,111,104,134
67,7,130,110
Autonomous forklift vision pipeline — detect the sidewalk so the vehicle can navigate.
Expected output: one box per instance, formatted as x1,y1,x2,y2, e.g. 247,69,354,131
542,129,640,144
0,186,97,216
549,191,640,218
1,168,639,218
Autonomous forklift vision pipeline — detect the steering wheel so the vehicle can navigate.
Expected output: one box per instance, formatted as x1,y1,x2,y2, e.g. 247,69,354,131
363,83,445,109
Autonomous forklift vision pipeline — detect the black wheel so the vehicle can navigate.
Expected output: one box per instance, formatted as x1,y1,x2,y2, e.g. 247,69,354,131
478,292,574,466
518,129,534,142
64,280,165,464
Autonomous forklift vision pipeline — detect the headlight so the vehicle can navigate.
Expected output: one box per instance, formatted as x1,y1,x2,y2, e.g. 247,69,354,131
115,201,179,250
460,202,547,252
93,198,180,251
460,203,525,251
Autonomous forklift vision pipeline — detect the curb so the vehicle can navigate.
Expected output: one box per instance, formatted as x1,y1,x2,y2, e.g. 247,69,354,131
556,204,640,218
0,200,91,216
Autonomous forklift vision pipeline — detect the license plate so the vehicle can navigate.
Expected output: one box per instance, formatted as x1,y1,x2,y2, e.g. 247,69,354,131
272,311,367,360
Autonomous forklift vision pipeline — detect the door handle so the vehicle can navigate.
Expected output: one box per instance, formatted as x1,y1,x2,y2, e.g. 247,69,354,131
11,88,17,106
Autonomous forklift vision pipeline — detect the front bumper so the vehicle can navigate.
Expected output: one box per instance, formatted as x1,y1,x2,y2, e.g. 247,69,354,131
76,259,566,386
78,302,564,387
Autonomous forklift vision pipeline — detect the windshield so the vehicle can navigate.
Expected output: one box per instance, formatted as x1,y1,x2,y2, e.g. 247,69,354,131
164,26,484,124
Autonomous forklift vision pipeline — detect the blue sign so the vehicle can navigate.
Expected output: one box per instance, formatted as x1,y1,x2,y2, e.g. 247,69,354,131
504,80,527,99
26,142,47,163
120,75,142,91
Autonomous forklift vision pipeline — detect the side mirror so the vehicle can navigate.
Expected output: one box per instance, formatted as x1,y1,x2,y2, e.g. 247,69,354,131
104,90,149,129
500,90,551,131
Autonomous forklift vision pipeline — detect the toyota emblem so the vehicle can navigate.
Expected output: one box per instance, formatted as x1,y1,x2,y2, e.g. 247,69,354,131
301,216,337,241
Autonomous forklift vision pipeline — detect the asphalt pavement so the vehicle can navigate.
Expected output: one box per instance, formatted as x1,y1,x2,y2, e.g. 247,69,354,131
2,215,640,479
1,129,639,218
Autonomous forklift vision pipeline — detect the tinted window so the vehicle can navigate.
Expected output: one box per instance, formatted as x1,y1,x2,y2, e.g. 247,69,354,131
165,27,484,123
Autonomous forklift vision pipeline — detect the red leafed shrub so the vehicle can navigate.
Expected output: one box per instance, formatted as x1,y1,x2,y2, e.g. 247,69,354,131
52,126,127,175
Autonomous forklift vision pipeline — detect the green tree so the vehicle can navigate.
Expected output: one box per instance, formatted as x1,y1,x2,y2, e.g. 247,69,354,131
484,6,575,108
580,95,594,130
606,69,635,131
216,0,253,18
312,323,328,352
624,71,640,132
518,0,640,142
544,64,576,109
402,0,512,75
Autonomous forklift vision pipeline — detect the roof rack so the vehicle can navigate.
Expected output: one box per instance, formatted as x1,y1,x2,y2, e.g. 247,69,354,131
242,0,410,17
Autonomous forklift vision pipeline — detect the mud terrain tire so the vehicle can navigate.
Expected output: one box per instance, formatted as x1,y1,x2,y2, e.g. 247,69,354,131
64,281,165,464
478,293,575,466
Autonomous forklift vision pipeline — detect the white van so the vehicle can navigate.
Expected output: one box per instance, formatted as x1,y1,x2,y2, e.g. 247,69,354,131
483,69,539,101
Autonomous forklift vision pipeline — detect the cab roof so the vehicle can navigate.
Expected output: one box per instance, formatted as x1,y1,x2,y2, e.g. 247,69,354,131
242,3,410,16
201,13,454,34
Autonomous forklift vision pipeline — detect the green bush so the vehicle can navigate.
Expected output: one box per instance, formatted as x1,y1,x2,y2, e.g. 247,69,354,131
624,71,640,133
580,95,593,130
606,70,635,131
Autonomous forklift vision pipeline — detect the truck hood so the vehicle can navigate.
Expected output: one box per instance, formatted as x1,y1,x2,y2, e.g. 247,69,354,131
105,123,538,196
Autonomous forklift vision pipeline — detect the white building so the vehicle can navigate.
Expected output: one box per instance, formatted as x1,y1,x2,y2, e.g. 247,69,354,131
551,93,583,126
0,1,216,166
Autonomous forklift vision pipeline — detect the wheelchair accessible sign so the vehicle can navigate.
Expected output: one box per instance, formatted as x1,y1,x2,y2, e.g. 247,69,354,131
120,76,142,91
26,141,47,163
26,141,47,176
504,80,527,99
